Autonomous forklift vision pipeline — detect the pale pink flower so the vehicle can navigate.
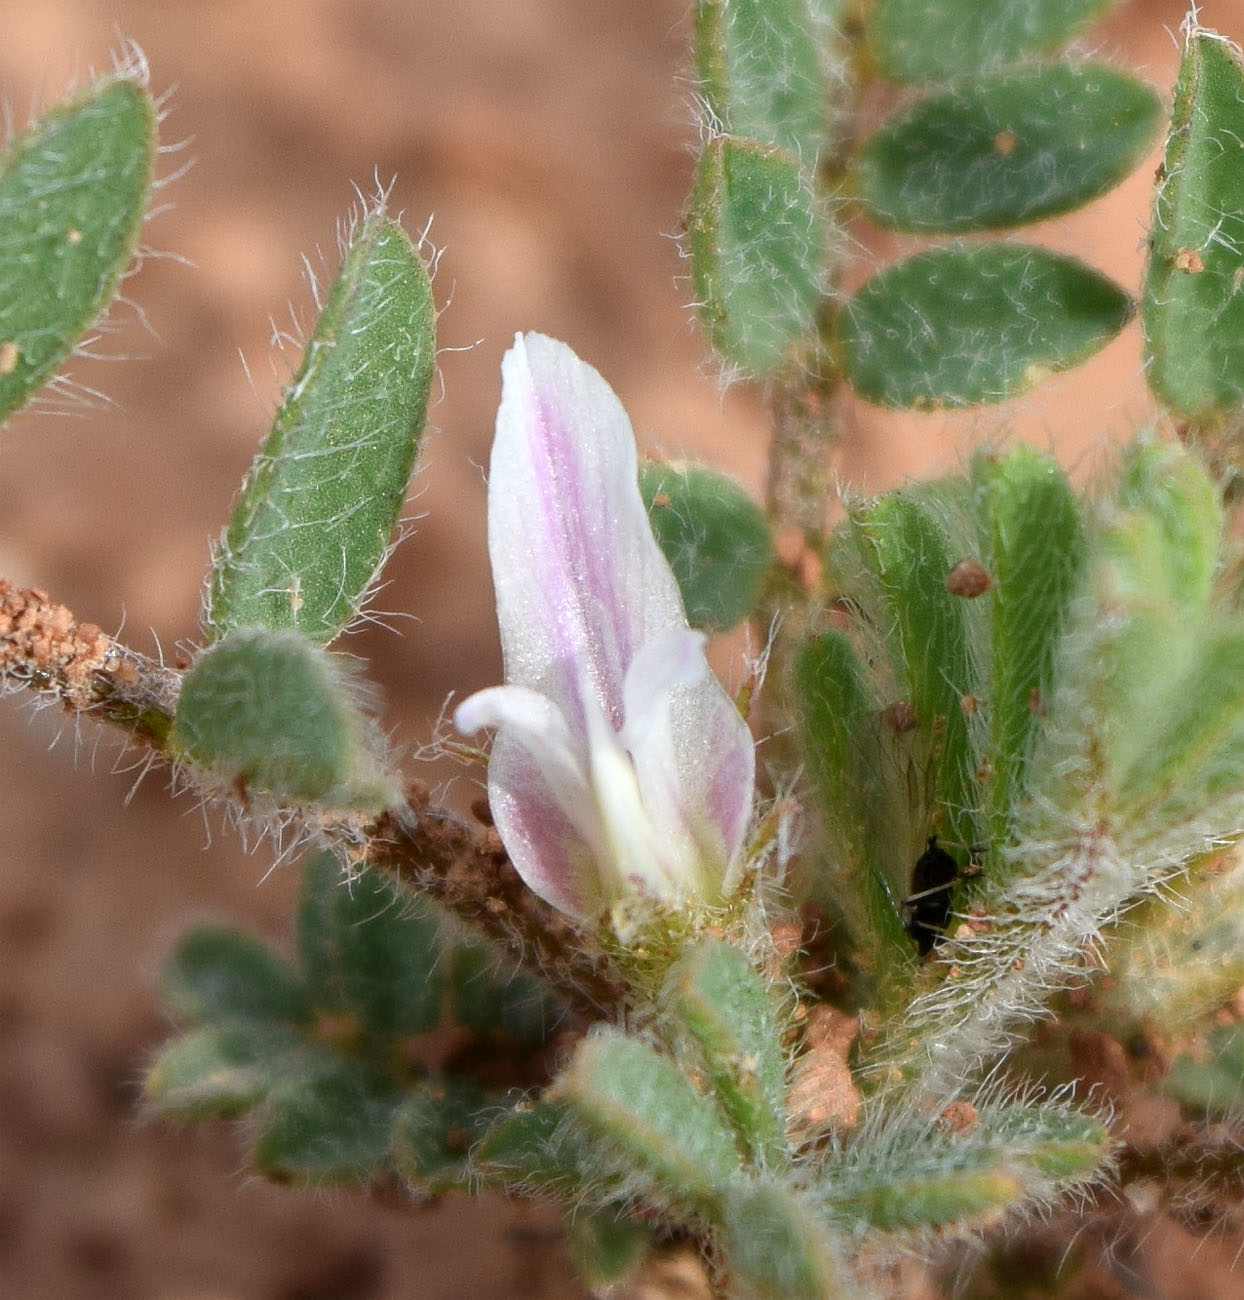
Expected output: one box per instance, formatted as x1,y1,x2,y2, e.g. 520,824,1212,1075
455,334,755,921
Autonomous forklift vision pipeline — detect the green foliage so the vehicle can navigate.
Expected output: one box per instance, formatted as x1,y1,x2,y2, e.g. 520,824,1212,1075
818,438,1244,1101
473,1101,596,1192
556,1029,743,1213
662,938,788,1165
207,214,436,644
865,0,1115,84
687,136,822,376
797,448,1091,997
146,1023,313,1119
851,63,1160,233
0,73,155,425
844,489,979,855
148,850,564,1192
976,450,1085,849
721,1182,849,1300
160,925,312,1027
794,628,916,981
639,460,774,630
170,627,397,811
298,849,444,1039
1164,1022,1244,1118
564,1208,651,1291
821,1103,1111,1231
1097,849,1244,1038
391,1079,497,1193
21,11,1244,1297
1143,29,1244,418
694,0,826,161
1073,441,1244,832
253,1061,404,1183
836,244,1133,408
449,936,562,1046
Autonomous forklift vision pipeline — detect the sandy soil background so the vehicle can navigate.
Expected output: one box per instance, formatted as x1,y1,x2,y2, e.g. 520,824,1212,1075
1,2,1243,1297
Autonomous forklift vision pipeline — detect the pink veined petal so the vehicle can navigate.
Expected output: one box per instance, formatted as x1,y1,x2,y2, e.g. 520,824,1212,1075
459,333,759,920
454,685,603,917
676,673,756,893
487,333,689,739
621,630,755,897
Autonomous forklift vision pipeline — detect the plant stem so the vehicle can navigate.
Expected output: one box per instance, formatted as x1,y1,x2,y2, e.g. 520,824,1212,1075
0,574,625,1023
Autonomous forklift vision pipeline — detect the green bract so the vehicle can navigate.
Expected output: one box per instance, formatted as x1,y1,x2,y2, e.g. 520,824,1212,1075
170,628,397,811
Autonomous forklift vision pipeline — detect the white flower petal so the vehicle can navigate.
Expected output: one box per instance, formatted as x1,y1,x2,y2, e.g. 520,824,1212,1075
487,333,689,736
455,685,603,915
458,334,757,920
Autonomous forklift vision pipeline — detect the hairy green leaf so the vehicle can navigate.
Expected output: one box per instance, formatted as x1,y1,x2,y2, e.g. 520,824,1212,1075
0,75,155,424
853,492,979,853
297,850,444,1040
207,215,436,643
722,1181,849,1300
1143,30,1244,418
688,136,822,377
822,1103,1110,1231
171,628,397,810
557,1029,741,1212
865,0,1114,84
852,63,1160,233
566,1208,651,1291
145,1023,313,1119
694,0,826,161
449,937,561,1046
793,629,914,975
838,244,1133,408
392,1079,495,1194
639,460,774,630
663,939,787,1164
160,925,311,1028
252,1060,401,1184
474,1101,595,1192
975,450,1084,845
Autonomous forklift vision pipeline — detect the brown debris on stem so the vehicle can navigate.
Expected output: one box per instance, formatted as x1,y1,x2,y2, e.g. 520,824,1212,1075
0,577,182,744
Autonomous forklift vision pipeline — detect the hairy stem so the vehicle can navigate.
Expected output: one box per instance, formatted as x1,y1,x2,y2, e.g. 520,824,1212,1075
0,575,625,1023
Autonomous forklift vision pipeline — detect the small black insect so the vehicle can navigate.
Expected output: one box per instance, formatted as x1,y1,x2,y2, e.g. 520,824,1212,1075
903,835,959,955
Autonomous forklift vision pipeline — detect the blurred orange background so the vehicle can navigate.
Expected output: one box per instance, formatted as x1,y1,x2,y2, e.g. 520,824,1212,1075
0,2,1241,1296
